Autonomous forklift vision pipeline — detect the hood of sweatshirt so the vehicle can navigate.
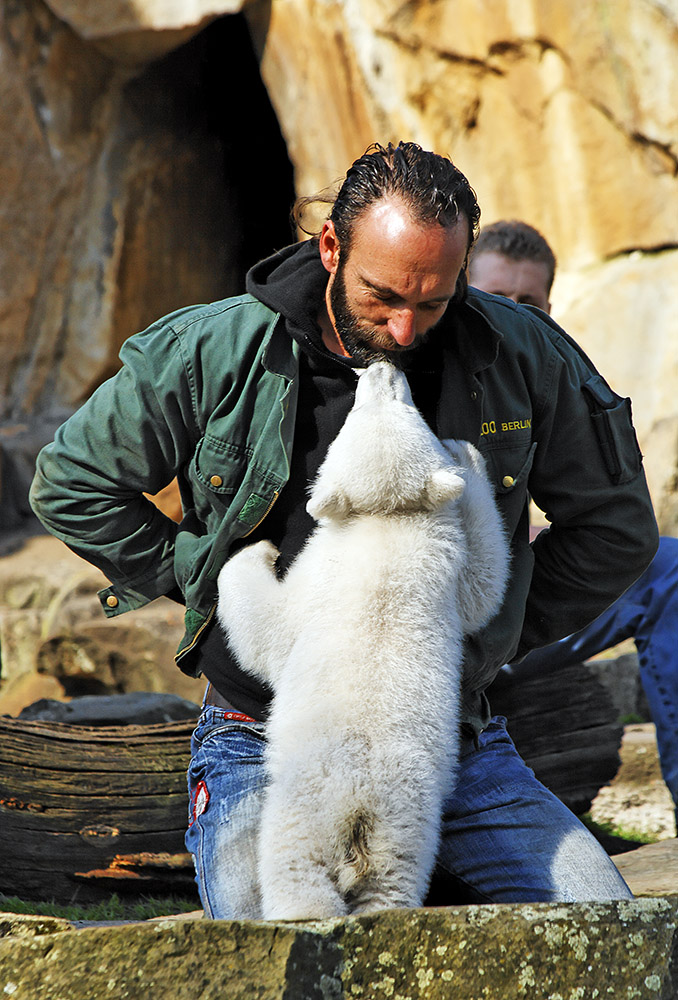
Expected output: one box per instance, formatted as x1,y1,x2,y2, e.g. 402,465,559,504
245,238,473,378
246,239,357,368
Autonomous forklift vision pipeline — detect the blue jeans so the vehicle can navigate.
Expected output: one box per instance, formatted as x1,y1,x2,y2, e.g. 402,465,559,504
185,708,631,919
514,536,678,807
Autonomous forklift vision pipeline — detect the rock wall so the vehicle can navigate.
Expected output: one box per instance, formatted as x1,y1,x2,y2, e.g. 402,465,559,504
1,900,677,999
246,0,678,529
0,0,292,426
247,1,677,263
1,0,230,423
2,0,677,525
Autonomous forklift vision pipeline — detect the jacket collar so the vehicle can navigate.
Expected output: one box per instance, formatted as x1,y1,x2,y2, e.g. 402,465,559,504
261,310,300,381
452,288,505,373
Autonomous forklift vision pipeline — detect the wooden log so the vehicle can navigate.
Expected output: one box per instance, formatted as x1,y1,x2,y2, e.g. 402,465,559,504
0,716,199,904
1,659,623,904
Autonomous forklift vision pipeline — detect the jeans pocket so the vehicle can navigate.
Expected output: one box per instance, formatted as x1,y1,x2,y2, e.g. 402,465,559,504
191,708,265,751
185,718,267,919
188,716,267,823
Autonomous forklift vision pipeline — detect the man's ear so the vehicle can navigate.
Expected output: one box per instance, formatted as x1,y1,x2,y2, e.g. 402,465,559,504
318,220,340,275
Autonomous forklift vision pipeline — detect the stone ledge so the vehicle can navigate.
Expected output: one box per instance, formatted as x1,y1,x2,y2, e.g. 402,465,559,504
613,840,678,898
0,912,73,940
1,898,677,999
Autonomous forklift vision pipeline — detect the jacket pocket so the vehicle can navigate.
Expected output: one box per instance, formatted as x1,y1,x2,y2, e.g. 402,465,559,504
482,440,537,536
189,436,250,505
581,376,642,485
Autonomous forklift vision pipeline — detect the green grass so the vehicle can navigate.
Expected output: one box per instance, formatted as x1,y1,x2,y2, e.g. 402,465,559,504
618,712,648,726
0,893,200,922
580,812,658,846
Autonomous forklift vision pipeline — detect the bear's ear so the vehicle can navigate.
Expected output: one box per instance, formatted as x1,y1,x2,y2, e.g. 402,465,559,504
307,488,352,522
425,468,465,506
441,438,484,475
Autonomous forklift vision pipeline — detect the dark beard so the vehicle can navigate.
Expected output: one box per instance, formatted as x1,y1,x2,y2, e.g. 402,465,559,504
329,262,429,368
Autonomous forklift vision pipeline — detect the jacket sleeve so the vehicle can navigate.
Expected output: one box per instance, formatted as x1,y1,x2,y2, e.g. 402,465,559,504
29,321,201,613
516,317,659,657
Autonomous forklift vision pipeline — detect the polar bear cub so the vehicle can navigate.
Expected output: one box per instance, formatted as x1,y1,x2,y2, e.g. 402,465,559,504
216,361,509,920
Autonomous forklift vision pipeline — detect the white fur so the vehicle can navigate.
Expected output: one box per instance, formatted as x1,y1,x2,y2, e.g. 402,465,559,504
216,361,509,919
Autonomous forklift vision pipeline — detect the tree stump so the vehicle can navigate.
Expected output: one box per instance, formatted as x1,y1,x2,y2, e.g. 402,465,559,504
0,716,199,905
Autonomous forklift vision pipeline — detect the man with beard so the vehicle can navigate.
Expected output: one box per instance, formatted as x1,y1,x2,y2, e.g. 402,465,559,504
31,142,658,918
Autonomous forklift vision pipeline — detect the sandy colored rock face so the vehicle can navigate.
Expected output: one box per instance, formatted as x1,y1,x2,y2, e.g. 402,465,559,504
552,251,678,533
42,0,247,63
0,0,243,426
248,0,677,262
245,0,678,529
3,0,678,525
44,0,244,39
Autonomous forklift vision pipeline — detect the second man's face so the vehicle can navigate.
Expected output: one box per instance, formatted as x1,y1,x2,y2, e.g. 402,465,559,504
469,251,551,314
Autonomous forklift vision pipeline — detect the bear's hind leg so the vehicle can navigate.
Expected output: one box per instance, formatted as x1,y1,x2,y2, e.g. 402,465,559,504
345,849,423,915
257,777,349,920
345,783,441,914
258,808,348,919
260,861,347,921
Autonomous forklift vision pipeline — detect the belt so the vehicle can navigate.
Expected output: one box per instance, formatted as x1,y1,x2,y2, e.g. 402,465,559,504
204,683,257,722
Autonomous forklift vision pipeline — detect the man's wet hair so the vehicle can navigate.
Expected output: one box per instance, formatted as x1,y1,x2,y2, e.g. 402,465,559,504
294,141,481,257
471,220,557,294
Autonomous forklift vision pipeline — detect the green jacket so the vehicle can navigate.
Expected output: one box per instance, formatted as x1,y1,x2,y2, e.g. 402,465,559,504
30,286,658,730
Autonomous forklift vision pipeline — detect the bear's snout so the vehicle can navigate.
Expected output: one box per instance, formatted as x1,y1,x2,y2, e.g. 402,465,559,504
356,361,413,407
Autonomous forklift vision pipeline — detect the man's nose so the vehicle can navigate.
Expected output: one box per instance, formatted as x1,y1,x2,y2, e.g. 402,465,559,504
387,308,417,346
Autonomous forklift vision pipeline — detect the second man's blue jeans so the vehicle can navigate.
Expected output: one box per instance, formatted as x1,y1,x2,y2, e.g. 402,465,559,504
513,536,678,806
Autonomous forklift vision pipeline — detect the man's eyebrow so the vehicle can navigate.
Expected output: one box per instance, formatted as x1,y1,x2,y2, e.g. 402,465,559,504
360,275,451,304
360,275,395,296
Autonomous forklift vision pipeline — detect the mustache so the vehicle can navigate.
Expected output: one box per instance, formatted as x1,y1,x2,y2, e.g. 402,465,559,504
330,271,435,366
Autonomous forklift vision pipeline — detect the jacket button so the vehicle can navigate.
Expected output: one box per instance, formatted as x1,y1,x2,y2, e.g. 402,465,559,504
106,595,119,608
502,475,515,488
210,475,223,488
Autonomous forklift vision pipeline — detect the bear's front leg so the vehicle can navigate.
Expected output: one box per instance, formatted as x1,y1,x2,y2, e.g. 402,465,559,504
441,439,510,633
216,540,289,686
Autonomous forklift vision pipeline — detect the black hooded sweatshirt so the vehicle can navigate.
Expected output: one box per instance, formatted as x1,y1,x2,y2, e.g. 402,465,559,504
196,240,446,718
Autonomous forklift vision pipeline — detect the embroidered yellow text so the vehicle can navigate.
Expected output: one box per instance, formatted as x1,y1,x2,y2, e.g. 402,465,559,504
501,419,531,432
480,418,531,437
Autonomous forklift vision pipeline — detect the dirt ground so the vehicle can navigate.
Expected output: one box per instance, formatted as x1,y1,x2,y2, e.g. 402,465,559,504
590,722,676,841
